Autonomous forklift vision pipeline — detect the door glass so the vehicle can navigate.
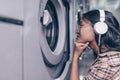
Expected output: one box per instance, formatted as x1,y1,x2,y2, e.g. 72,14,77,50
43,0,59,51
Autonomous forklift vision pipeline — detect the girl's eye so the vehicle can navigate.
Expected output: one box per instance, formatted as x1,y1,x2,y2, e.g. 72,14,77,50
76,31,79,35
79,23,84,27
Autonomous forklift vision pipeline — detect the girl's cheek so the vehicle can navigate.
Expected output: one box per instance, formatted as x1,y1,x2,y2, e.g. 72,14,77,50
80,27,95,42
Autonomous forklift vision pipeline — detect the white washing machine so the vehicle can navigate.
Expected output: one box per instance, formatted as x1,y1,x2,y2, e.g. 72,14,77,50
0,0,73,80
0,0,24,80
23,0,71,80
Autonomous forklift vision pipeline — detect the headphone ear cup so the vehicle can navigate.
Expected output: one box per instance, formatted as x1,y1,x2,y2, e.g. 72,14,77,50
94,22,108,35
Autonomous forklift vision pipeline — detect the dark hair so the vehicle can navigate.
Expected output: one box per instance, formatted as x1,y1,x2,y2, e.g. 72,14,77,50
82,10,120,52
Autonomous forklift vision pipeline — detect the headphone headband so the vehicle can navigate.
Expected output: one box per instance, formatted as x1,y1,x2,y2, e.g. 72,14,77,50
99,10,105,22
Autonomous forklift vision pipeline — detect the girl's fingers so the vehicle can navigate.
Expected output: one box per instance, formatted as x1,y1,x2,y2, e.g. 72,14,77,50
82,42,89,49
75,42,89,47
74,42,89,57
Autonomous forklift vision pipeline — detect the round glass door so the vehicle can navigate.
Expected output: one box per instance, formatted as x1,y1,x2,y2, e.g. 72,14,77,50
43,0,59,51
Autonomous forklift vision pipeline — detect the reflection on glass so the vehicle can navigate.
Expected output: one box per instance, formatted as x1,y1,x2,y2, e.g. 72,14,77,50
43,0,59,51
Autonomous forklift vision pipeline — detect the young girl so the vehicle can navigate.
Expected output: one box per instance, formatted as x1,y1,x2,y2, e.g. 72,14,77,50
70,10,120,80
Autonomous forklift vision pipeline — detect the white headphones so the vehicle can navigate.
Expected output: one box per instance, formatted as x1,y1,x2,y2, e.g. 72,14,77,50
94,10,108,53
94,10,108,35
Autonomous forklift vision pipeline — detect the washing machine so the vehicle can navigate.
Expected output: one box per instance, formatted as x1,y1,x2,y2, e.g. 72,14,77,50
0,0,24,80
0,0,70,79
23,0,71,80
0,0,71,79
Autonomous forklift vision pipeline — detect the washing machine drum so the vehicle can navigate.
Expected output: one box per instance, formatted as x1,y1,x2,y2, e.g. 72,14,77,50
39,0,69,78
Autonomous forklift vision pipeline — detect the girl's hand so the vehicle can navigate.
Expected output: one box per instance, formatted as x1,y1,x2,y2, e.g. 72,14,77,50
73,42,89,59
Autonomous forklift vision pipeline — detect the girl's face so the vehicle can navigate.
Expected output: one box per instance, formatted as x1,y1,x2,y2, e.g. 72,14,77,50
76,18,94,43
76,18,99,53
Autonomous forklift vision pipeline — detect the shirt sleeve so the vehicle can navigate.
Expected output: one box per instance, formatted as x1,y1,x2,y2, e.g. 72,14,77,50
84,57,120,80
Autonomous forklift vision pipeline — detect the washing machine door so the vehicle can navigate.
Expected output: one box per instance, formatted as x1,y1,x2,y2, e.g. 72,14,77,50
39,0,69,78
